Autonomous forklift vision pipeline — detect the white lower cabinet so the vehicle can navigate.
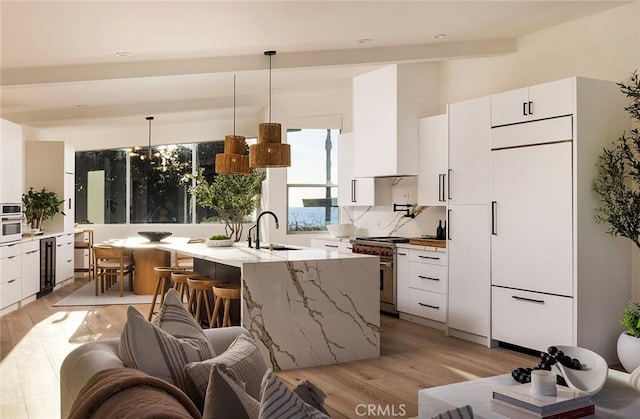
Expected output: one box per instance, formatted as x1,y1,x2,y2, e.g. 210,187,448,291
21,241,40,299
492,286,573,352
56,233,74,284
447,204,491,339
1,243,22,309
397,246,448,324
309,238,353,253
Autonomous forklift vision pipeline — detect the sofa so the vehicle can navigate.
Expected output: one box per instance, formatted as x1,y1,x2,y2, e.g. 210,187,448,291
60,326,248,419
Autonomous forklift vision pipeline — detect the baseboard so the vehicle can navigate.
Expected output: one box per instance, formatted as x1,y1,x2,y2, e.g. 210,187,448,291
399,312,445,331
446,328,490,347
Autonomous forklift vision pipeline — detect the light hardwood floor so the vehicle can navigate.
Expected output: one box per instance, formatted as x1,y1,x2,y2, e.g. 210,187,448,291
1,277,537,419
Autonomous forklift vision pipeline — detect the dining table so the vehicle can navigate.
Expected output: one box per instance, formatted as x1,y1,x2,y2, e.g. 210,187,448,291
106,236,190,295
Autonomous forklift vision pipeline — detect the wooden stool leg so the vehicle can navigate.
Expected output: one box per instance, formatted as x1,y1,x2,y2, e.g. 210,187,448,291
212,296,222,328
148,277,163,321
194,291,203,325
159,277,167,308
223,299,231,327
203,292,213,328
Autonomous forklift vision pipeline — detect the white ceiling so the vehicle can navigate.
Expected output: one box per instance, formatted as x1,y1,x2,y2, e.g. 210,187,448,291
0,0,630,130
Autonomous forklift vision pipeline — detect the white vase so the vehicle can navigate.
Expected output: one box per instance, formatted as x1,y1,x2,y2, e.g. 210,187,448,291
617,332,640,373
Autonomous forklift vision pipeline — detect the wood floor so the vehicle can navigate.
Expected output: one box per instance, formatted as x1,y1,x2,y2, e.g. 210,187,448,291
0,277,537,419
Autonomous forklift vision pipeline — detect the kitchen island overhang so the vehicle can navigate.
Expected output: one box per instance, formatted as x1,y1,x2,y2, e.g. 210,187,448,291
157,242,380,371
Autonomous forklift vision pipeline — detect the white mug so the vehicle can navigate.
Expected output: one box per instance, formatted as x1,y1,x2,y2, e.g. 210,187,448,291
530,370,557,396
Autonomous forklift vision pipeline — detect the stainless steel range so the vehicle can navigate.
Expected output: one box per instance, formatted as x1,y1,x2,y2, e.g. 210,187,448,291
350,236,409,315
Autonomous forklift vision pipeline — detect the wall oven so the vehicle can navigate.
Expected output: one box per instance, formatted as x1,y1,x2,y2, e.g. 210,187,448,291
351,236,409,315
1,203,23,243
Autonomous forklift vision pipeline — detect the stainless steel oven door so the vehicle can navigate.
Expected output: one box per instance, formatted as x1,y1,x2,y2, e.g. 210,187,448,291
379,260,396,314
1,217,22,243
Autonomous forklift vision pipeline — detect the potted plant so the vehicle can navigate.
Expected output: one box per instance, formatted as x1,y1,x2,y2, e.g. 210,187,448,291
593,70,640,372
22,187,65,232
184,169,265,242
617,301,640,373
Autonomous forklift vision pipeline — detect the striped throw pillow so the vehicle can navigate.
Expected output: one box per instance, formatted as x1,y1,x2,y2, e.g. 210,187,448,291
184,333,268,408
119,289,215,393
259,369,331,419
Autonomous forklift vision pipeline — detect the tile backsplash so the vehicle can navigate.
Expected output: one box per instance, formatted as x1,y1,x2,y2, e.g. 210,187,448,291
340,177,446,238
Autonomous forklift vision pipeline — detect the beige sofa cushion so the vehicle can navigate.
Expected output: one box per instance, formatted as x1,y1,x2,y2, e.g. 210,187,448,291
119,289,215,393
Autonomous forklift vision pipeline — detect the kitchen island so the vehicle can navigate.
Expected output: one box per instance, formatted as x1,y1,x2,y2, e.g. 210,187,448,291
157,241,380,371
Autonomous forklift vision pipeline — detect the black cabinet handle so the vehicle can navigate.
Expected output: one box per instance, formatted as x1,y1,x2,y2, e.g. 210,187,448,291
418,302,440,310
324,244,339,248
418,275,439,281
447,209,452,240
522,102,527,116
438,174,443,202
8,279,16,284
447,169,452,200
528,101,533,115
491,201,497,235
68,198,71,210
512,295,544,304
418,255,440,260
398,252,407,256
351,179,356,203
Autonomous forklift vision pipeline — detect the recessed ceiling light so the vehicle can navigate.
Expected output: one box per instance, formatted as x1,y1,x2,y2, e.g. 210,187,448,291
115,51,132,57
357,38,371,44
433,33,447,39
76,104,86,108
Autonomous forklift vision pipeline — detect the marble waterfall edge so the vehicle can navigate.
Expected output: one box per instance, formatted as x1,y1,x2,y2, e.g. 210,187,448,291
242,258,380,371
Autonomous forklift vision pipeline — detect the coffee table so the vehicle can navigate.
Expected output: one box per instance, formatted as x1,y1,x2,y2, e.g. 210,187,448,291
418,369,638,418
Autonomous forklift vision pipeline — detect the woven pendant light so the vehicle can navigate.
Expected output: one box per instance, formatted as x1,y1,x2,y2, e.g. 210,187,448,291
215,75,251,175
249,51,291,168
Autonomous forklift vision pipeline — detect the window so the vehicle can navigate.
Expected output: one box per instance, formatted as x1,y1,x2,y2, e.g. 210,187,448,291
75,149,127,224
130,145,193,223
75,139,259,225
286,128,339,233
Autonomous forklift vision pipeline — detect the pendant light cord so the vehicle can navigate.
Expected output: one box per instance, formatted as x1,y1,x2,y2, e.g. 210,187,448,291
146,116,154,160
268,54,272,123
233,74,236,136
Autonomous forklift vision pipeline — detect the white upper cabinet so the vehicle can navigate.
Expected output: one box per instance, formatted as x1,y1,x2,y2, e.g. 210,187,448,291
352,63,438,177
0,119,24,204
417,114,448,206
448,96,491,205
491,78,574,127
337,132,375,206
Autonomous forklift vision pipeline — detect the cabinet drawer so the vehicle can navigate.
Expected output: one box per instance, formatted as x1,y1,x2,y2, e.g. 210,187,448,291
57,233,74,245
0,243,22,259
407,289,446,322
0,253,21,284
309,239,352,253
492,286,573,352
22,240,39,253
409,249,447,266
0,277,21,308
408,262,447,293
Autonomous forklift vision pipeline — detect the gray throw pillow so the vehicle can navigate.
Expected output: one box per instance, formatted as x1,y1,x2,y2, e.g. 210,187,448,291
184,333,268,407
119,289,215,393
258,369,331,419
202,364,260,419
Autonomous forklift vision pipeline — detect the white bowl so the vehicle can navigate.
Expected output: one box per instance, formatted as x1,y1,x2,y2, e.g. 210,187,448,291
326,223,356,238
205,239,234,247
552,345,608,395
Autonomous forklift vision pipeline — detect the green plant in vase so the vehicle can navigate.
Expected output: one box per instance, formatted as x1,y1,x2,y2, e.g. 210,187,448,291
22,187,65,231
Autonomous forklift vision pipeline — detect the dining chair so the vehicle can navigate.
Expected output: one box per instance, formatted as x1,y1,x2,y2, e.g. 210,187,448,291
93,244,134,297
74,229,94,280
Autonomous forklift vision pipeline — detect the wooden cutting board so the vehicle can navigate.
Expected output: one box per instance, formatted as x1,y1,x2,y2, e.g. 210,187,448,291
408,238,447,248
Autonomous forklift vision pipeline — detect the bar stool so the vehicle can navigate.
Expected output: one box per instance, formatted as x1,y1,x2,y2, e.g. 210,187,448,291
173,252,194,270
211,283,241,328
74,229,94,279
148,267,182,320
171,271,199,305
186,276,228,328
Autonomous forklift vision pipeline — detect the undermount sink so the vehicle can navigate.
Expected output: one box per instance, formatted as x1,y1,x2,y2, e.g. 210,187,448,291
259,245,301,251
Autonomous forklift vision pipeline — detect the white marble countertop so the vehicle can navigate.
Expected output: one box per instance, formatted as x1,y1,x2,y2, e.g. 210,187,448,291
157,240,375,268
